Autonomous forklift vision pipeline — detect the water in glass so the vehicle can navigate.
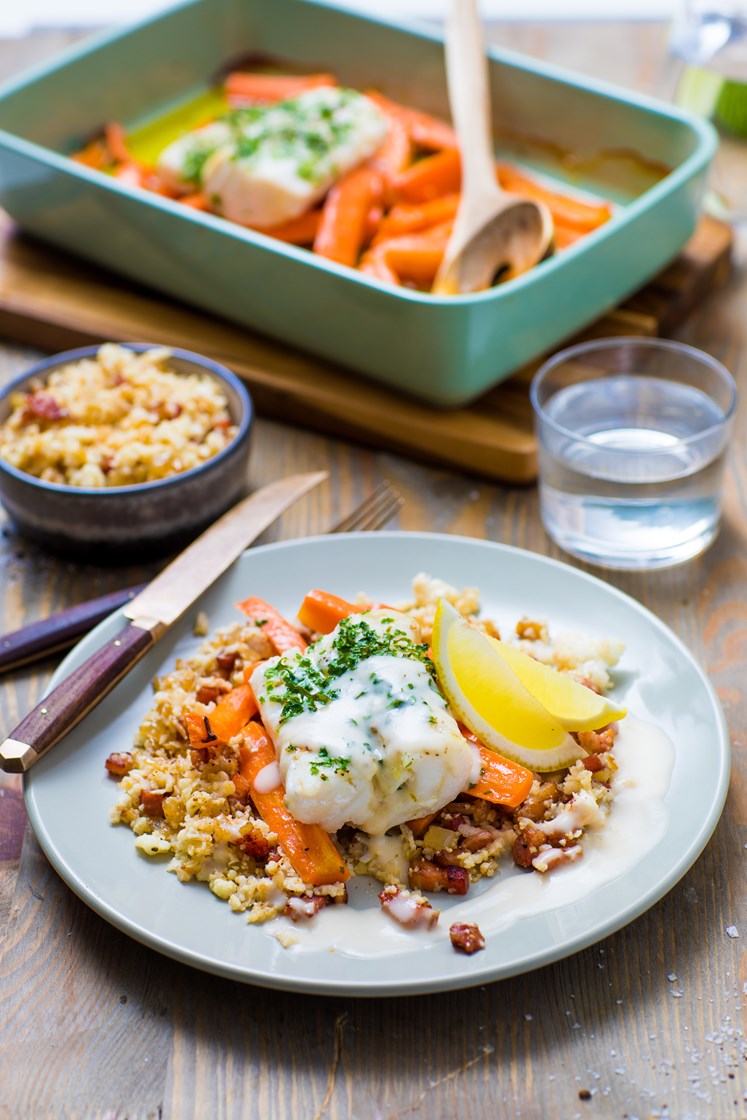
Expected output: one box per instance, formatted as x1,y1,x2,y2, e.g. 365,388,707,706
538,375,729,568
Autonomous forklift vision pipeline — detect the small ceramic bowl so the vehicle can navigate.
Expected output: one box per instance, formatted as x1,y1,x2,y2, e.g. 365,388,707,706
0,343,253,562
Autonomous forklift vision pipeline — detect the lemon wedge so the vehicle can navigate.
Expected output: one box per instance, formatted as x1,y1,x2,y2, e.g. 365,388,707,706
484,637,626,733
432,600,622,772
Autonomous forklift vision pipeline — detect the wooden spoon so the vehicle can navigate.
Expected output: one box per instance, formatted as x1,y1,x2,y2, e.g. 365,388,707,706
432,0,554,295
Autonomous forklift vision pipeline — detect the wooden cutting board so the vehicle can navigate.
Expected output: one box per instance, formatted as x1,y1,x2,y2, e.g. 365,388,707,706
0,212,732,483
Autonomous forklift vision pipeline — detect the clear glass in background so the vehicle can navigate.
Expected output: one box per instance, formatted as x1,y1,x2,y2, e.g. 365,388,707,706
530,338,737,570
670,0,747,223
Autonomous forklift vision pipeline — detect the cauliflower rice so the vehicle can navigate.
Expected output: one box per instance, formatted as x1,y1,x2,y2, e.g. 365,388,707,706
0,343,237,487
107,575,623,935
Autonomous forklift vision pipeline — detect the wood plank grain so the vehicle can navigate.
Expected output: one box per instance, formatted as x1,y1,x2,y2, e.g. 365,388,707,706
0,211,732,485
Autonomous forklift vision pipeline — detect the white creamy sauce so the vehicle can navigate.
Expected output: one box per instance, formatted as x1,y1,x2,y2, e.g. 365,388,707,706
265,715,675,956
253,761,282,795
253,610,474,834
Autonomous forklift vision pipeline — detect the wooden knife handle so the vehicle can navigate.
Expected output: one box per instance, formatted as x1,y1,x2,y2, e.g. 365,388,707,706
0,623,156,772
0,583,147,675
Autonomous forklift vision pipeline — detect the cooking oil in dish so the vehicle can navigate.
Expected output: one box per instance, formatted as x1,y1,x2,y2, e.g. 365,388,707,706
536,375,732,569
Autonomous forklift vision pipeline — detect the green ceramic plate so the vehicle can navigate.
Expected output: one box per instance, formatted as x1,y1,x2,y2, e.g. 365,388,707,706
0,0,717,405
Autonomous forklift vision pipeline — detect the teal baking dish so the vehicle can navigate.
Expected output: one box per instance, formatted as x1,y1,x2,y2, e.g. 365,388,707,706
0,0,716,407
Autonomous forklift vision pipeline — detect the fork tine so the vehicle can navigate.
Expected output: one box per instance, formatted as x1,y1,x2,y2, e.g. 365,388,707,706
330,481,403,534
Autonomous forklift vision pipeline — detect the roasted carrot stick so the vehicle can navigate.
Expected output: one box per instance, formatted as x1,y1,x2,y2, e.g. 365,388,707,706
253,208,322,245
365,91,458,150
372,194,460,244
313,166,384,267
180,192,210,210
236,597,308,654
392,148,461,204
238,722,349,885
553,224,586,250
496,164,613,230
370,116,414,189
224,72,337,104
463,737,534,808
185,682,258,747
297,590,361,634
361,222,452,288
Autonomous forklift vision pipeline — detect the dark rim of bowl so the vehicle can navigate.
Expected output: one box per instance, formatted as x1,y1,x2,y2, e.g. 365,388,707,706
0,343,253,496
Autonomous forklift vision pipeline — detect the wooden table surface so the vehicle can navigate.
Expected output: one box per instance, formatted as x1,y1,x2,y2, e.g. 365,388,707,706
0,23,745,1120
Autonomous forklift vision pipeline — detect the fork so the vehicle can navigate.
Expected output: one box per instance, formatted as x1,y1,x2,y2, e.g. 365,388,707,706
0,480,403,676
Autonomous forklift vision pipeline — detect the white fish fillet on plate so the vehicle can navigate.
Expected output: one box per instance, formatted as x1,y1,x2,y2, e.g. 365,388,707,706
251,610,478,835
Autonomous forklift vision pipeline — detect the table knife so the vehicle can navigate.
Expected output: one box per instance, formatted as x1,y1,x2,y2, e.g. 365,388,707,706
0,471,326,773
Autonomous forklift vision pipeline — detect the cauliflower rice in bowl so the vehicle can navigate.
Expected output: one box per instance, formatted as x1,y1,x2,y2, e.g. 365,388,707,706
0,343,237,487
107,573,624,953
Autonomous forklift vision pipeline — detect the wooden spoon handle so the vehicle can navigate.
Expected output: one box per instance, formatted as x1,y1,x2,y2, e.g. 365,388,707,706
0,623,155,772
443,0,498,203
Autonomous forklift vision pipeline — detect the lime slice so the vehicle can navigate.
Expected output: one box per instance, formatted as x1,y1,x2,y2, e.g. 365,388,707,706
432,599,585,771
485,636,626,732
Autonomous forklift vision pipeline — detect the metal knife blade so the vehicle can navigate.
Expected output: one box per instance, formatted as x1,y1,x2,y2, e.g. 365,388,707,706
123,471,327,634
0,471,326,773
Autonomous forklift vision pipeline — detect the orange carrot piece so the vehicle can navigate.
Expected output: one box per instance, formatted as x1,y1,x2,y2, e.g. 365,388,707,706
497,164,612,231
239,723,349,885
297,590,361,634
361,221,452,288
236,597,307,654
313,166,384,267
104,121,132,165
406,811,440,839
359,252,401,286
372,193,460,244
180,192,210,210
253,208,321,245
225,72,337,104
365,91,458,150
363,203,385,247
553,224,586,250
392,148,461,204
72,137,111,171
370,115,414,188
466,741,534,809
185,682,258,747
209,683,258,742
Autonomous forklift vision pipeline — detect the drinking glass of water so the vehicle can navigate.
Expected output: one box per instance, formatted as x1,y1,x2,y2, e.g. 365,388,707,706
530,338,737,570
670,0,747,223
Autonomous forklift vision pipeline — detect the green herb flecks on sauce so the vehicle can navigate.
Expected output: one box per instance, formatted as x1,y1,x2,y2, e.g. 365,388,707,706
263,615,436,726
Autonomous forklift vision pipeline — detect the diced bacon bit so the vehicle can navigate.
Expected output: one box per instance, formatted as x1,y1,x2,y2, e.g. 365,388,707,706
284,895,328,922
216,651,239,674
195,679,232,704
379,885,440,928
512,825,547,869
232,772,252,803
190,745,214,767
455,821,500,851
140,789,169,818
518,781,560,822
22,391,69,423
409,860,469,896
406,810,440,839
532,844,584,873
236,829,271,861
105,751,134,777
583,753,605,773
578,727,616,753
450,922,486,955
